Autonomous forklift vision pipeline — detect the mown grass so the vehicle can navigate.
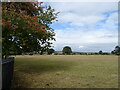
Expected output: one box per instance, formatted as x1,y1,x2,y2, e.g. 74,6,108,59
12,55,118,88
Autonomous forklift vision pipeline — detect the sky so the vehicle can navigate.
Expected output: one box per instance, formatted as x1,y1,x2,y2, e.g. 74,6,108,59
44,2,118,52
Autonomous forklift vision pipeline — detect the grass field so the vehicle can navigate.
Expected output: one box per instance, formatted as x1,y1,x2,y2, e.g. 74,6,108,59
12,55,118,88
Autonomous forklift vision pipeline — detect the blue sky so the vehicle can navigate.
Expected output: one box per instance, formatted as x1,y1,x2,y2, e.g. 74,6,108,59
45,2,118,52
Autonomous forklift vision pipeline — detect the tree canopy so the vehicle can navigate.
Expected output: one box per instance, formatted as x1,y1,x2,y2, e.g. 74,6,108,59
62,46,72,55
2,2,59,58
47,48,55,55
99,50,103,55
111,46,120,55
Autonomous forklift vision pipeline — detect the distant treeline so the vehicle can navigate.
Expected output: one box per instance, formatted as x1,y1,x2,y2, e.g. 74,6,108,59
9,45,120,56
10,51,111,55
54,52,111,55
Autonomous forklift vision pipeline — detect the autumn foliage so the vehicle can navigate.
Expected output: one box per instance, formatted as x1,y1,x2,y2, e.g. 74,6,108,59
2,2,59,58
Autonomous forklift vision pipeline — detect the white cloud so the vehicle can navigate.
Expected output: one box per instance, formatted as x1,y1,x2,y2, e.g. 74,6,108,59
58,12,104,26
49,2,118,27
49,2,118,52
54,28,118,45
49,2,118,15
79,46,85,48
102,12,118,30
52,28,118,52
39,0,119,2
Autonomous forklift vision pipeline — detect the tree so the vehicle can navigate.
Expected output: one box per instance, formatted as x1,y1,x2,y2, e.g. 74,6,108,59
111,50,115,54
2,1,59,58
99,50,103,55
111,46,120,55
47,48,55,55
62,46,72,55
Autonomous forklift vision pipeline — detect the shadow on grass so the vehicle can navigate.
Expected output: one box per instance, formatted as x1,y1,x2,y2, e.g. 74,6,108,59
17,59,75,74
12,58,76,88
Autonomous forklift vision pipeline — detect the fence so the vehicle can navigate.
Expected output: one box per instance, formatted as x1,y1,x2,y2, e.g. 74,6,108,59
2,57,14,89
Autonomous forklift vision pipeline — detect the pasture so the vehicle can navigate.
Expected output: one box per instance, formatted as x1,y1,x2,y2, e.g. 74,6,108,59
12,55,118,88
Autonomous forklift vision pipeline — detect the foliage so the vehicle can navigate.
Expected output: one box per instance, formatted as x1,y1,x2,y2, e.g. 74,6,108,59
111,50,115,54
2,2,59,58
62,46,72,55
47,48,55,55
111,46,120,55
99,50,103,54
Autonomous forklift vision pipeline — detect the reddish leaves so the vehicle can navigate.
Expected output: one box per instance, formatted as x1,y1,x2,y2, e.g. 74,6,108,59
2,2,47,35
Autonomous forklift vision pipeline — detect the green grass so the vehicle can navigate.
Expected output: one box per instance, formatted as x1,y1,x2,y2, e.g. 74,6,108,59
12,55,118,88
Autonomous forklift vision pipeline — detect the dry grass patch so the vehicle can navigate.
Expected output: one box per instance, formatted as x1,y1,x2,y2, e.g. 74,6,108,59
12,55,118,88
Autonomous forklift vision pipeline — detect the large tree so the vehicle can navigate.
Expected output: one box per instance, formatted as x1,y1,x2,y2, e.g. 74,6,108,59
99,50,103,55
2,2,59,58
111,46,120,55
62,46,72,55
47,48,55,55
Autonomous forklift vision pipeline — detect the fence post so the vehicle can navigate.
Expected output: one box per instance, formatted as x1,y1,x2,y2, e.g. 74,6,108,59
2,57,14,89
